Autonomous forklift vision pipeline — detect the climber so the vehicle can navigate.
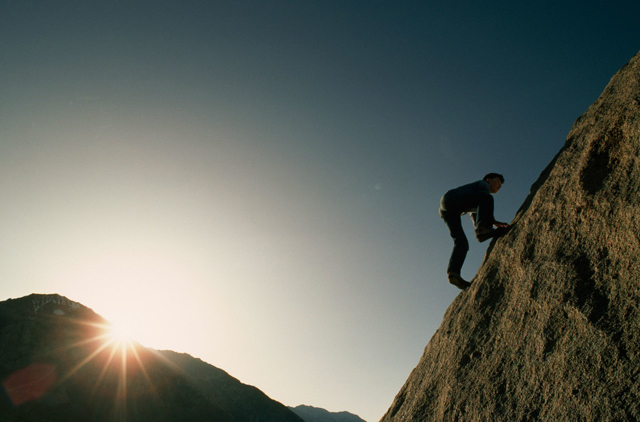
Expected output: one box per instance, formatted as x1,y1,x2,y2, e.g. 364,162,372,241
439,173,510,289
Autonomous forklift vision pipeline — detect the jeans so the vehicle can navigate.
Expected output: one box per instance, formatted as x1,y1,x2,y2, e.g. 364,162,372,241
440,210,469,275
439,193,494,274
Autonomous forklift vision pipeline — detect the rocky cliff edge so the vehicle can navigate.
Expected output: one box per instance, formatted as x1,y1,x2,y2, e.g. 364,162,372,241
382,50,640,421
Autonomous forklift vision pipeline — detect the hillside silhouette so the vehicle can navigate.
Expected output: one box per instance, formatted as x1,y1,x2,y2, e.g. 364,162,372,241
0,294,303,422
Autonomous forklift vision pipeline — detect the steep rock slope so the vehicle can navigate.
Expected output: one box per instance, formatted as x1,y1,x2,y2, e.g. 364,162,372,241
382,50,640,421
0,294,303,422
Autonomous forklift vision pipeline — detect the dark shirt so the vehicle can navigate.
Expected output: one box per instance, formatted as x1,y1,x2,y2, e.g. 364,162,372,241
440,180,490,215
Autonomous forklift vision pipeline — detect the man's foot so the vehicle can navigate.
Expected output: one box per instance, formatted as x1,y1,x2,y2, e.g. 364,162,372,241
448,273,470,290
475,226,510,242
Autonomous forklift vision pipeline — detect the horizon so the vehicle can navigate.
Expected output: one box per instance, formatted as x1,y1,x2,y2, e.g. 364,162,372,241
1,291,364,418
1,2,639,421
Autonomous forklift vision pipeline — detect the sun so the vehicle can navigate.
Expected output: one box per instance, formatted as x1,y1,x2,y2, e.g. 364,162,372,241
106,322,136,345
15,316,159,420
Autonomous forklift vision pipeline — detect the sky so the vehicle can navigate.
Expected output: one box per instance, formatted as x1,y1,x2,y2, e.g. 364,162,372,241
0,1,638,420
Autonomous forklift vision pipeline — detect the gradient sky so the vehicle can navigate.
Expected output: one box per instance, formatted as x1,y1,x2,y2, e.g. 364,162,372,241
1,1,638,420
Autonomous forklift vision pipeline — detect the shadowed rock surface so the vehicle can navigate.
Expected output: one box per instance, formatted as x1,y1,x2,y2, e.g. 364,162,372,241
381,50,640,421
0,294,303,422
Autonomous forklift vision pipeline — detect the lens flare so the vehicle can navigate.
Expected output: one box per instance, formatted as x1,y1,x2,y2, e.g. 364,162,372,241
50,318,156,418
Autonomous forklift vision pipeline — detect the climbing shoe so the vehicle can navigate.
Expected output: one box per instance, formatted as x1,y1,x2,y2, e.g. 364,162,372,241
475,226,509,243
448,273,470,290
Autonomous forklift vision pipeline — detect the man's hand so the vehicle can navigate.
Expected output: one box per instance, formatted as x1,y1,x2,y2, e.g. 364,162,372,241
494,221,510,228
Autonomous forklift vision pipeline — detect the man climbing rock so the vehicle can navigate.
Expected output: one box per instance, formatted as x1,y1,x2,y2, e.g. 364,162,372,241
439,173,510,289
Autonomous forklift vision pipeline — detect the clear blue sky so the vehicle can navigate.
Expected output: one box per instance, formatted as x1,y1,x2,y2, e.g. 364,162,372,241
1,1,638,420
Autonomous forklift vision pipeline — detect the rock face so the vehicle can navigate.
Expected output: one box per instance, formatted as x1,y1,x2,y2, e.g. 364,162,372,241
381,50,640,421
289,404,367,422
0,294,303,422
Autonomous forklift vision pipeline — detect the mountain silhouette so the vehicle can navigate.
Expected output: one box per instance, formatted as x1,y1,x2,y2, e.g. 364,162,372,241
289,404,366,422
382,50,640,421
0,294,303,422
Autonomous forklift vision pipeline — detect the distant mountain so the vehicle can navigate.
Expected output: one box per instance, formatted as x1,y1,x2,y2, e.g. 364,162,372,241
0,293,303,422
289,405,366,422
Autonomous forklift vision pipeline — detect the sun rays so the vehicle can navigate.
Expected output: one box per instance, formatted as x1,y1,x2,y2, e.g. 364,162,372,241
3,310,188,419
52,318,157,419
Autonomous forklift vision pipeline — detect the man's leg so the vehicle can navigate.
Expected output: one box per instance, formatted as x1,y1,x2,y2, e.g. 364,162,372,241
474,194,509,242
475,193,494,229
441,212,469,276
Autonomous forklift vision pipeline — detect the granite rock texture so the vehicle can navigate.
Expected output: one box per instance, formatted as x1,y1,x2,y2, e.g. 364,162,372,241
381,50,640,421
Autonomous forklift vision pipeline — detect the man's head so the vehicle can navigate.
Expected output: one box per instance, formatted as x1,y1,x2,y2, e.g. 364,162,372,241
483,173,504,194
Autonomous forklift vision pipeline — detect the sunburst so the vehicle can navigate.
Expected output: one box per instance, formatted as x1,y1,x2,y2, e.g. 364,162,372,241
4,314,171,417
54,319,155,416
